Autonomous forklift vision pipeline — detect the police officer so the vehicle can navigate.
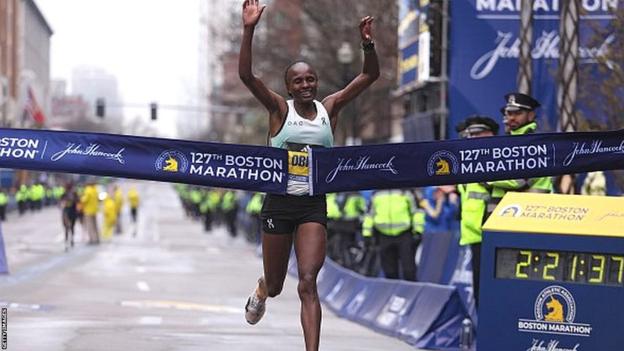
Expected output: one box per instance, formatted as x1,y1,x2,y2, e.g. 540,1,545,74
0,188,8,221
456,115,500,307
16,184,28,215
340,191,367,266
221,190,239,238
486,93,553,216
245,192,265,243
325,193,343,263
362,189,419,281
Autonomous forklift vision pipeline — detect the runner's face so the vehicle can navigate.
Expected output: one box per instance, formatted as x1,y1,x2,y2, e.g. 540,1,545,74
286,63,318,102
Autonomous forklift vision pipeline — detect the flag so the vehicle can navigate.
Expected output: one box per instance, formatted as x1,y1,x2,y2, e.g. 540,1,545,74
24,86,46,125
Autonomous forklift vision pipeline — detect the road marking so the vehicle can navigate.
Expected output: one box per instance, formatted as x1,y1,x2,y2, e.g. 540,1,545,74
120,300,239,314
0,302,46,311
0,247,92,287
135,266,146,273
136,281,150,292
205,247,220,254
138,316,162,325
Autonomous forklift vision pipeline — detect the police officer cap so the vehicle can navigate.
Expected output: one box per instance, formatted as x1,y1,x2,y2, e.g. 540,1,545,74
500,92,541,114
456,115,499,137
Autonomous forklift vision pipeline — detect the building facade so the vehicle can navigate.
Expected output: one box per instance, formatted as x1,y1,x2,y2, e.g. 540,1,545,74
0,0,20,126
19,0,53,128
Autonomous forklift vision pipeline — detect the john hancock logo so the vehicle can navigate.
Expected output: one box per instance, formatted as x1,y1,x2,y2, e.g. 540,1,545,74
427,150,459,176
325,155,398,183
518,285,592,338
155,150,189,173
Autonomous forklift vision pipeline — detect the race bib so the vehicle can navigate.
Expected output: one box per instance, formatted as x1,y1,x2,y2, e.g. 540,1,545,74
287,150,310,195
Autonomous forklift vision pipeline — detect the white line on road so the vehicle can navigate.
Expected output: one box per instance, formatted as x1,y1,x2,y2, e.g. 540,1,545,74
120,300,239,314
135,266,146,273
136,281,150,292
138,316,162,325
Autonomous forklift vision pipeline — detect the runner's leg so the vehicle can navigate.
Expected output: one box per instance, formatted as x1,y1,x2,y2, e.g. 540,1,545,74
262,232,293,297
294,222,326,351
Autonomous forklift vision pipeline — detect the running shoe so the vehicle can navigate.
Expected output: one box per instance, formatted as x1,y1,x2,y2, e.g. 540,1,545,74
245,287,266,325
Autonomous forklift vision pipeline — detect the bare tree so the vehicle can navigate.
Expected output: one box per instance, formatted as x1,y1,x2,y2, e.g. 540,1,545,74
576,6,624,191
577,6,624,131
206,0,397,144
226,0,398,144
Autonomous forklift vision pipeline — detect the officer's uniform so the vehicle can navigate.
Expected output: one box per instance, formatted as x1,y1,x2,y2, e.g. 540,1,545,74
456,115,500,307
325,193,344,263
581,171,606,196
245,192,265,243
0,189,8,221
221,190,239,238
486,93,553,216
362,189,419,281
341,191,367,246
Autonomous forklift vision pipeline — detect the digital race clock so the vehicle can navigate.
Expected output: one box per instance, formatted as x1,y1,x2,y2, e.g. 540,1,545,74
477,192,624,351
495,248,624,286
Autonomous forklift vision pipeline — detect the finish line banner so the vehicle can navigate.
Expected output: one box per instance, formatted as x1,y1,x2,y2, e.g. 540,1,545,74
311,129,624,194
0,128,288,194
1,128,624,195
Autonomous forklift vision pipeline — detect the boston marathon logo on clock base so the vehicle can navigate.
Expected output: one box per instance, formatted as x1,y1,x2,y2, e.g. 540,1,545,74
518,285,592,337
155,150,189,173
499,204,523,217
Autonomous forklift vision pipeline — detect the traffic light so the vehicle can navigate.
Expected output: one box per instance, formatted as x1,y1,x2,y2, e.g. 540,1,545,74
150,102,158,120
95,98,106,118
425,0,443,78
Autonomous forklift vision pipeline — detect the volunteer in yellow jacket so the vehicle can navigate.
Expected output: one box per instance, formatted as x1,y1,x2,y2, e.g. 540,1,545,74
362,189,419,281
486,93,553,217
456,115,500,307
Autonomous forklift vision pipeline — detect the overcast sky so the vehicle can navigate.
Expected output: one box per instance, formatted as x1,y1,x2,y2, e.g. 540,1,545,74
35,0,201,137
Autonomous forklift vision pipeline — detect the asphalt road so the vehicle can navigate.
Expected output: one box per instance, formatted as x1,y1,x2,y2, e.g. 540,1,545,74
0,181,421,351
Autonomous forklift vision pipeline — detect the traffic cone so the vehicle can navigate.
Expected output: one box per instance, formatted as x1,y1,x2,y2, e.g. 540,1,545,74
0,222,8,274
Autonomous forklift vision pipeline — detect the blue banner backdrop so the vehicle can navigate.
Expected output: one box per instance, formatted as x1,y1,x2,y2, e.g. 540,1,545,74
312,129,624,194
0,128,288,194
448,1,618,138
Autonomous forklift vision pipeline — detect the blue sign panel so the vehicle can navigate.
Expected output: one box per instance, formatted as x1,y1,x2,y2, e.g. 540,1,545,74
479,230,624,350
399,41,419,89
398,0,420,91
447,1,619,138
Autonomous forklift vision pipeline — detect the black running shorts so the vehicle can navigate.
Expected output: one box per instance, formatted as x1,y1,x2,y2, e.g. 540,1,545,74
260,194,327,234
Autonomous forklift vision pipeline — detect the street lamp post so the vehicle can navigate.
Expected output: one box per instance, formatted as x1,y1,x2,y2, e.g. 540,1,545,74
337,41,355,145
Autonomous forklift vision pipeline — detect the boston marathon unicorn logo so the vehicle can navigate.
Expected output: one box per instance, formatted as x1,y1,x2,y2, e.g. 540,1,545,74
534,286,576,324
499,204,522,218
435,159,450,175
518,285,593,337
427,150,459,177
544,296,564,322
163,156,179,172
155,150,189,173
